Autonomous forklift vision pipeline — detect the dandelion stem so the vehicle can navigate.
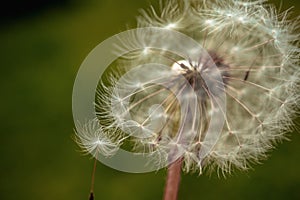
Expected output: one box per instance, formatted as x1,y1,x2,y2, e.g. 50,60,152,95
89,157,97,200
163,158,183,200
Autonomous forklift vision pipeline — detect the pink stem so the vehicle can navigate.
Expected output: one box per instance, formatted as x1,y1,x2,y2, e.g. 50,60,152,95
163,158,183,200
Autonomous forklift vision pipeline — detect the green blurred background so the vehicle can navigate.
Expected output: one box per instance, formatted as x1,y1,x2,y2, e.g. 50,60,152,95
0,0,299,199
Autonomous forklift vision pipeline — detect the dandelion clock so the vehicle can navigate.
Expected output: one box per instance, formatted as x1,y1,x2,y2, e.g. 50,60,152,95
72,0,300,199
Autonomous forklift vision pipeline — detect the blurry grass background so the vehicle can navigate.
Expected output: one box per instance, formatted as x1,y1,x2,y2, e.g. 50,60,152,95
0,0,299,200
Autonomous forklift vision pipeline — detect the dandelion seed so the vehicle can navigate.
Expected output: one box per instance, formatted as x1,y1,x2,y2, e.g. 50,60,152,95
74,119,125,200
75,119,121,157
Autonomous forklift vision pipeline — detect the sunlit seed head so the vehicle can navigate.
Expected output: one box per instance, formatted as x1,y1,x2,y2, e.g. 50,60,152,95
79,0,300,176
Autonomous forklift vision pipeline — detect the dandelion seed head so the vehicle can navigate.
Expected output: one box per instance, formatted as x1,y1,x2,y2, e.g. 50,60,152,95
76,0,300,175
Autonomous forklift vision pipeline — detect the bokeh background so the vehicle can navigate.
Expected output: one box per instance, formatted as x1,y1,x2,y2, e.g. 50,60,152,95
1,0,299,199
